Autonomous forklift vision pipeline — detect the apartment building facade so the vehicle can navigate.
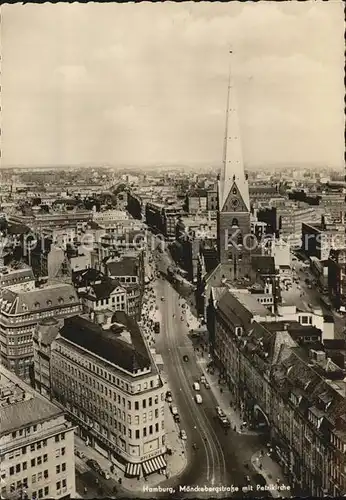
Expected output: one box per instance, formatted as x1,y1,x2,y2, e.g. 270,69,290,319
0,283,81,380
45,313,167,478
0,365,76,500
208,289,346,497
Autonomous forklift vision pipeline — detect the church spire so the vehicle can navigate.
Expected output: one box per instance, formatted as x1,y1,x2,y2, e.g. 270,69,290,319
219,51,250,212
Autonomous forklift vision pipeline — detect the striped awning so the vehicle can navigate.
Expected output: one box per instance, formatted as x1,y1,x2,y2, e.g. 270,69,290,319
125,462,141,477
142,455,167,475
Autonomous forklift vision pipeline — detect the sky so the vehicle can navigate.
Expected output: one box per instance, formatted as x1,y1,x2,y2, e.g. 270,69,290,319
1,1,344,169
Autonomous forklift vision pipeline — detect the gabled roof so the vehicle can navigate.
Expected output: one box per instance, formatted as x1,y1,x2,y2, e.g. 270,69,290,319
81,278,124,301
216,289,246,327
72,268,104,287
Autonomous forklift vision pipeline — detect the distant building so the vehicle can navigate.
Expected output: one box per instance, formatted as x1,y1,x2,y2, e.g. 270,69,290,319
328,248,346,311
0,364,76,500
184,189,207,214
126,192,142,220
145,202,182,240
93,209,130,223
206,185,218,211
302,222,346,261
45,314,167,479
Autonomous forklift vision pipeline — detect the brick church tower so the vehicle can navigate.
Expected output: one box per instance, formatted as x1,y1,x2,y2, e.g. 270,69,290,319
217,52,257,280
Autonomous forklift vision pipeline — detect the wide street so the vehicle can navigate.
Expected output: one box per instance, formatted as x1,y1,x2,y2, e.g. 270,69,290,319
152,255,278,498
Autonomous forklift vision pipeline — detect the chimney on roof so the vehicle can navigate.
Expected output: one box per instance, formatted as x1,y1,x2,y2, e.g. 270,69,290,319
310,349,326,364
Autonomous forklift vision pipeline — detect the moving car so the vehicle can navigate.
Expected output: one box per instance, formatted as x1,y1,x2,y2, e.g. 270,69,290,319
180,430,187,440
87,459,102,474
183,355,189,362
193,382,200,391
200,375,206,384
195,394,203,404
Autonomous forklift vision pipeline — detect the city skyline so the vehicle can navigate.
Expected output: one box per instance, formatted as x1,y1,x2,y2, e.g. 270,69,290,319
1,1,344,169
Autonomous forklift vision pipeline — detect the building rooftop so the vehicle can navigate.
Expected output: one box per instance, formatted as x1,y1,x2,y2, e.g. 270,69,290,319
251,255,276,275
0,365,64,435
0,265,34,284
230,290,275,317
261,321,322,340
79,277,124,301
59,312,151,374
0,282,79,316
106,257,139,277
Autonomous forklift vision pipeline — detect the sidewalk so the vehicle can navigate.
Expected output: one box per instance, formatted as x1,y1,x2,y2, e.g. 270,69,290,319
75,407,187,495
251,450,292,498
197,356,258,436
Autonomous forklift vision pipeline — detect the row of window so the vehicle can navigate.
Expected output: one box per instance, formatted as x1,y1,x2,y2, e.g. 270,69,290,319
116,276,138,283
9,456,47,476
8,345,32,355
5,476,66,497
4,305,80,324
97,295,126,307
8,334,32,344
54,357,157,395
10,426,39,442
59,382,164,423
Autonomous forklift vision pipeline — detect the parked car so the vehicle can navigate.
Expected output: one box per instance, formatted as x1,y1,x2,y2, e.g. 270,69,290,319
174,414,180,423
204,382,210,389
74,448,85,459
219,416,230,428
171,405,178,416
180,430,187,440
216,406,226,418
101,470,110,480
165,390,173,403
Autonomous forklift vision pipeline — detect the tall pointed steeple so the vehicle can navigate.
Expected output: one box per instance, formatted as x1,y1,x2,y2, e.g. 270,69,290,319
219,51,250,212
